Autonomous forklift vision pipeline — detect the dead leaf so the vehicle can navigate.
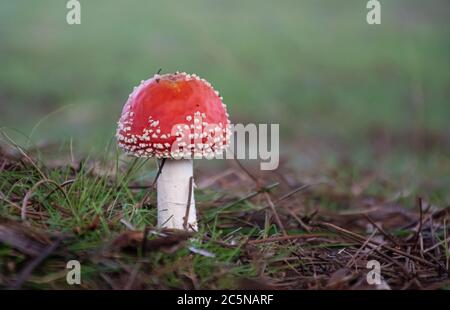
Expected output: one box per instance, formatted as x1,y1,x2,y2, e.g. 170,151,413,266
326,268,355,289
111,230,191,253
0,217,50,256
89,214,101,231
111,231,144,250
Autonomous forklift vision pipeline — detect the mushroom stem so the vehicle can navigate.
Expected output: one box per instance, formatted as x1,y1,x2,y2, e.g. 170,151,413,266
157,159,197,230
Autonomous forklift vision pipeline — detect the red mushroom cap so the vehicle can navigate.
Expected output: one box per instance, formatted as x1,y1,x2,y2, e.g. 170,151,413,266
116,72,231,159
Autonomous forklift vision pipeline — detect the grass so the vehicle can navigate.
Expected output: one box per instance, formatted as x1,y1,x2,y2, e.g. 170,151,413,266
0,0,449,151
0,137,260,289
1,135,449,290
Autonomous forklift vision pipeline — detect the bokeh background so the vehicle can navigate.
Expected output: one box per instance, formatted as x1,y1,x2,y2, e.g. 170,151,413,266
1,0,449,186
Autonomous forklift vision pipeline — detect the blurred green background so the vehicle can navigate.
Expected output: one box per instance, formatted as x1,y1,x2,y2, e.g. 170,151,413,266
0,0,449,163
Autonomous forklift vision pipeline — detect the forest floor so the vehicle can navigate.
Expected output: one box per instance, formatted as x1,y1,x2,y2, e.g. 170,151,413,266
0,131,449,290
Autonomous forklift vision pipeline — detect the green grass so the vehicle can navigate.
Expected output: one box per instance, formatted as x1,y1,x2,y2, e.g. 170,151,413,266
1,133,449,289
0,0,449,152
0,138,272,289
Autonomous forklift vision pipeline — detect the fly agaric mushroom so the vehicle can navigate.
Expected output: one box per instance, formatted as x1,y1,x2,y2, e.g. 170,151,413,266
116,72,231,231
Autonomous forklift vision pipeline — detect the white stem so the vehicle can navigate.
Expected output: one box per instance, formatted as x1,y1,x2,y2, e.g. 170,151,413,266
157,159,197,231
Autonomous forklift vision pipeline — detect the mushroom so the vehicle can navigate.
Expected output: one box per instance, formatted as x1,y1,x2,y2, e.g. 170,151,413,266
116,72,231,231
